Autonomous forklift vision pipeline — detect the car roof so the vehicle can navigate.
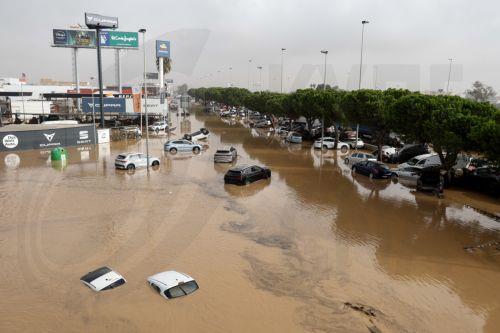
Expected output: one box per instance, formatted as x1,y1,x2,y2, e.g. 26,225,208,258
119,152,141,156
80,266,124,291
217,146,233,150
147,271,195,289
230,164,251,171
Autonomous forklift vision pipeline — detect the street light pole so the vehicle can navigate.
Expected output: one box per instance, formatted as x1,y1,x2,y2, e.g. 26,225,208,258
90,76,97,145
321,50,328,147
96,27,105,127
280,48,286,93
229,66,233,87
356,20,369,151
446,58,453,94
257,66,263,92
139,28,150,170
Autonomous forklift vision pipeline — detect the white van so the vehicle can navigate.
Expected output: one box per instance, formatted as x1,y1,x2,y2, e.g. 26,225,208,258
398,154,441,169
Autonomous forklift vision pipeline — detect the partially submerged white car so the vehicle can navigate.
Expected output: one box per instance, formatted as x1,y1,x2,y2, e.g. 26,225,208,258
80,266,126,292
313,137,350,153
147,271,199,300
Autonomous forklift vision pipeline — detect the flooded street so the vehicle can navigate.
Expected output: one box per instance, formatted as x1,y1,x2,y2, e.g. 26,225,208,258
0,109,499,333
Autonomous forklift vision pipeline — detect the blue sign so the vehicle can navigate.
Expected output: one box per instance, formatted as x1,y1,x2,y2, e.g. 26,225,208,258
53,29,68,45
82,97,126,113
156,40,170,58
99,31,110,46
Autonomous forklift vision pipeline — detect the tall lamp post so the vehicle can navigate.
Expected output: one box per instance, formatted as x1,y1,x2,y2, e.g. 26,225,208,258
320,50,328,146
257,66,263,92
356,20,369,150
446,58,453,94
229,66,233,87
280,48,286,93
90,76,97,145
247,59,252,90
139,28,150,170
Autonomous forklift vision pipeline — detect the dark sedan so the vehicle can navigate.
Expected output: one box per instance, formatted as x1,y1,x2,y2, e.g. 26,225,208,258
352,161,392,179
224,165,271,185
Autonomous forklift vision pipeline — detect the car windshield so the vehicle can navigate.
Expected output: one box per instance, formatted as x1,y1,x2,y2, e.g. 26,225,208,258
366,154,375,159
379,164,390,170
164,281,199,299
101,278,126,291
179,281,199,295
117,155,127,160
80,266,111,283
227,170,242,176
407,157,420,166
216,150,229,154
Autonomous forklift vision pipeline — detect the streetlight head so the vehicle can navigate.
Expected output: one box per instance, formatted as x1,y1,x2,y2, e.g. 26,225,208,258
257,66,262,69
321,50,328,54
282,48,286,51
362,20,369,24
138,28,146,33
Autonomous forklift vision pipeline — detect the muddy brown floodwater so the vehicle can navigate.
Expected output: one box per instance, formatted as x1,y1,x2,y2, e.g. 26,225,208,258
0,108,499,333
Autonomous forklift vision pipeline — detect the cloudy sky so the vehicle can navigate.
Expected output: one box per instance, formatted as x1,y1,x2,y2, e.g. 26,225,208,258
1,0,499,94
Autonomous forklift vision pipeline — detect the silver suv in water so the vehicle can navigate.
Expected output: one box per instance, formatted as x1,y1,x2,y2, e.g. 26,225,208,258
214,146,237,163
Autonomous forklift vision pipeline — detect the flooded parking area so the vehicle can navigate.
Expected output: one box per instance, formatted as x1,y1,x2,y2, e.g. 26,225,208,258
0,110,499,333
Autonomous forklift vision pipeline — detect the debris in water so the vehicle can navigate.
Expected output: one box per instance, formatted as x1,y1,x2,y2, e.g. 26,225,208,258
463,241,500,253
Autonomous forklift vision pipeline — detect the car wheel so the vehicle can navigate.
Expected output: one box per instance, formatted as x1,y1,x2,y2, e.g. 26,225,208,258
340,145,348,153
344,158,349,164
152,160,159,166
169,148,177,154
127,164,135,170
193,147,201,154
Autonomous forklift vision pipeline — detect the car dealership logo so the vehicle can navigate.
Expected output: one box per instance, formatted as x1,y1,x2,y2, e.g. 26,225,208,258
44,133,56,142
79,131,89,140
2,134,18,149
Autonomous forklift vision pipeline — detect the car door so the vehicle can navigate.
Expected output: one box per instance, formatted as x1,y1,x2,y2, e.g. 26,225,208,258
137,154,147,167
250,166,262,181
181,140,191,151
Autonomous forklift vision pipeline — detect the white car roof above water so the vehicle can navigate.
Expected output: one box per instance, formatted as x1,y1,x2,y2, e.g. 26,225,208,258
147,271,195,289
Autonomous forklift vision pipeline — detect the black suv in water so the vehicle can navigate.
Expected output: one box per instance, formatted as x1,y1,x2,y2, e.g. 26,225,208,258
224,165,271,185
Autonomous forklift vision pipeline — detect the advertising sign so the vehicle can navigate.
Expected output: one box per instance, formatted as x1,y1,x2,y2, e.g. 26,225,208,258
0,125,96,151
156,40,170,58
52,29,138,49
99,31,138,48
85,13,119,29
82,97,126,113
53,29,96,48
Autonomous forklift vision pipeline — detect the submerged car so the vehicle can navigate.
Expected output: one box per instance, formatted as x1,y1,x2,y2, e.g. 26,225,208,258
147,271,199,300
165,139,202,154
344,152,377,165
352,161,392,179
313,137,350,153
346,138,365,149
214,146,237,163
80,266,126,292
417,165,444,197
285,132,303,144
224,165,271,185
184,128,209,141
115,152,160,170
149,121,168,132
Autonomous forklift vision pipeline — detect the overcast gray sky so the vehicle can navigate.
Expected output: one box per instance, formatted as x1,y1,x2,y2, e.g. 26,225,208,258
1,0,499,93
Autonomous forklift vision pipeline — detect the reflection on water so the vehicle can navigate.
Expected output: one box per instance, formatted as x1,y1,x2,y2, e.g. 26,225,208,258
0,109,498,333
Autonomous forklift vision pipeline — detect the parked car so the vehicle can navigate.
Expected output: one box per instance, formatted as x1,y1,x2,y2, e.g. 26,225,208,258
390,166,421,182
352,161,392,179
285,132,303,144
115,152,160,170
224,165,271,185
464,166,500,196
214,146,237,163
386,144,429,164
165,139,202,154
416,165,444,197
184,128,209,141
149,121,168,132
346,138,364,149
313,137,350,153
344,152,377,165
117,126,142,139
398,154,441,169
147,271,199,300
80,266,126,292
452,155,490,178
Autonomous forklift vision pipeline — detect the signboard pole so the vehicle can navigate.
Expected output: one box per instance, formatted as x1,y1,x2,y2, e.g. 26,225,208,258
158,57,165,121
115,49,122,93
72,48,81,112
96,27,105,127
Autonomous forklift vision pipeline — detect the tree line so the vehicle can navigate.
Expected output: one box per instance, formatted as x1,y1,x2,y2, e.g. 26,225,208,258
188,87,500,169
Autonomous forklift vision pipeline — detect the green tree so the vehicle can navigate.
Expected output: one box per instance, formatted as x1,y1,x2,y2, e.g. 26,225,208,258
465,81,497,103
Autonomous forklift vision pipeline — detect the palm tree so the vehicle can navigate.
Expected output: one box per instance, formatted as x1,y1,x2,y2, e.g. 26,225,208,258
156,57,172,75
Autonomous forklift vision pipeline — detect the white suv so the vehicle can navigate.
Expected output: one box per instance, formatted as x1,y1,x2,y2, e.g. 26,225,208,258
313,137,350,153
115,152,160,170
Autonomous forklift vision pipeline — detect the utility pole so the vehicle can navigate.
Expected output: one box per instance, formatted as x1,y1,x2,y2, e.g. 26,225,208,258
446,58,453,94
139,28,150,170
247,59,252,90
257,66,263,92
356,20,369,151
321,50,328,148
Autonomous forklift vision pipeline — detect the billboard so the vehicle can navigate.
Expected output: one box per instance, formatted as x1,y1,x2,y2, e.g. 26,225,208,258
99,31,138,48
52,29,138,49
156,40,170,58
85,13,119,29
0,125,96,151
82,97,126,113
53,29,96,48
